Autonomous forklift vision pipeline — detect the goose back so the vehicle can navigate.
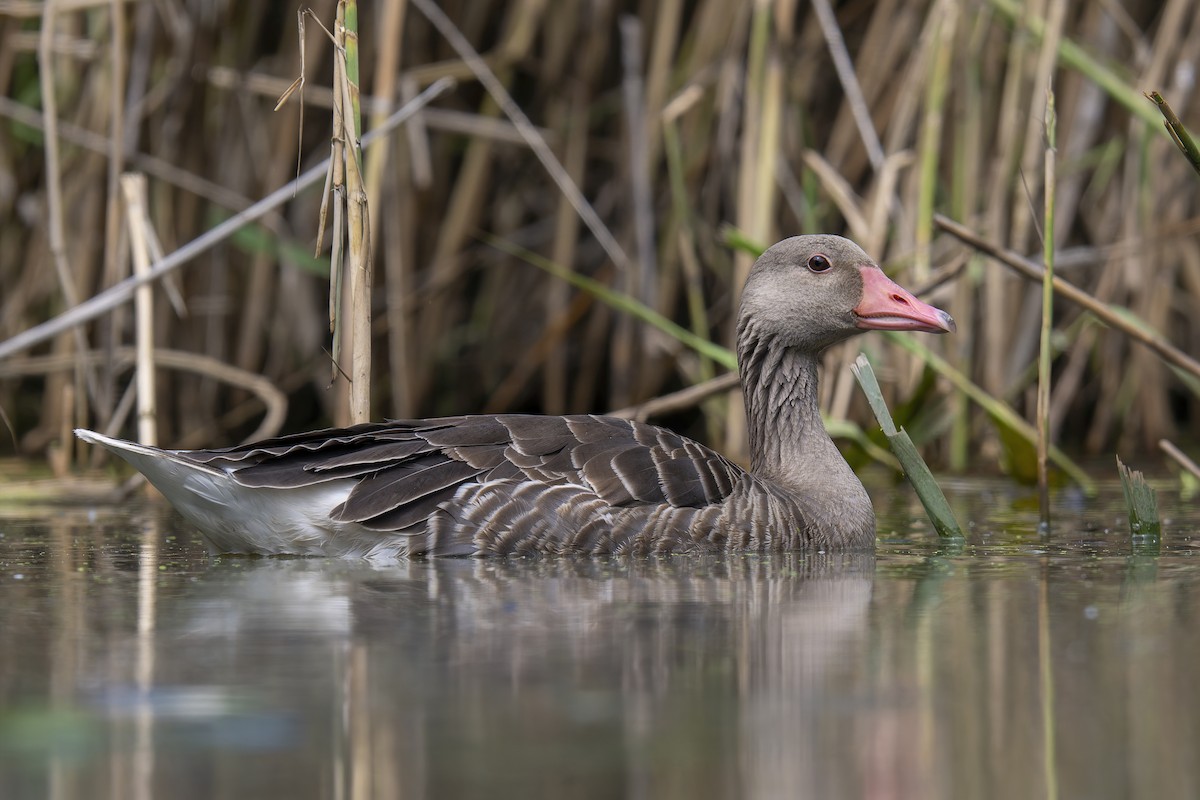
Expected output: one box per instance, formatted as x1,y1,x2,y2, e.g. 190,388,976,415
170,414,846,557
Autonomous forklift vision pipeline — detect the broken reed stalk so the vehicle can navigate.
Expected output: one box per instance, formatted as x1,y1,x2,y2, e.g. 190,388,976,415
326,5,349,419
340,0,372,424
1037,87,1056,526
289,2,369,424
119,173,157,447
1116,456,1161,541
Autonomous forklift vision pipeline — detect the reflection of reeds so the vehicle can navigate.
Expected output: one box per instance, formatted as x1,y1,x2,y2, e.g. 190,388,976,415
2,1,1199,485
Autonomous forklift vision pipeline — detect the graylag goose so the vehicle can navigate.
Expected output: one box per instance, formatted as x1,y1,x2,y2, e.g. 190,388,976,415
77,235,954,558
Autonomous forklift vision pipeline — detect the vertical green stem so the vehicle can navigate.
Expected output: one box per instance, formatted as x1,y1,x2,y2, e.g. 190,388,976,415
1037,87,1056,525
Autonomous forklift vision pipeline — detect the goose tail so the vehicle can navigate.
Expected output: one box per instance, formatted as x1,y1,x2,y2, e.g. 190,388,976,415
74,428,225,484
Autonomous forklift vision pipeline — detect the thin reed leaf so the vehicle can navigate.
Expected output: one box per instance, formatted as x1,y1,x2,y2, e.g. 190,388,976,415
1145,91,1200,176
852,355,964,539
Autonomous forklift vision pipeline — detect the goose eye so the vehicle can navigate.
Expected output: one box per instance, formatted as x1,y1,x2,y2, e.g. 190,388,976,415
807,254,832,273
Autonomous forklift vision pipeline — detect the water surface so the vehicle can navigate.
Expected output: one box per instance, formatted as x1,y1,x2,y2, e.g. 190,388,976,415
1,481,1198,799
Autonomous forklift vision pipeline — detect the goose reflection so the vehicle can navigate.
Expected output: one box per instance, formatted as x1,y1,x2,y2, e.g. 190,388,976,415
172,553,874,799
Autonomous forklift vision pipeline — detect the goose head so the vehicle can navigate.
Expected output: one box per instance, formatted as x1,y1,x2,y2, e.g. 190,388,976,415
737,235,955,354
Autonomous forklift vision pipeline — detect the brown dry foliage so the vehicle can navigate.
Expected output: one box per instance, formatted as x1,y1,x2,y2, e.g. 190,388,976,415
1,0,1198,473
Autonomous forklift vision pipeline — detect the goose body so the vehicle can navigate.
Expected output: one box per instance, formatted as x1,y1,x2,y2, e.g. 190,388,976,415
77,235,954,558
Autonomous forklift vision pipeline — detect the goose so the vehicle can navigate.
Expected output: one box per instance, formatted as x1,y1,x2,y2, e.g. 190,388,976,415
76,235,954,558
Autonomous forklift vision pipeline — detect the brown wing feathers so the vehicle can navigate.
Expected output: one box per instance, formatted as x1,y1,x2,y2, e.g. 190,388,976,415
172,414,744,537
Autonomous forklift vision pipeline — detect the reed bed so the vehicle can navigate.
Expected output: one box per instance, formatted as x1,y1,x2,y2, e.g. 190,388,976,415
1,0,1198,484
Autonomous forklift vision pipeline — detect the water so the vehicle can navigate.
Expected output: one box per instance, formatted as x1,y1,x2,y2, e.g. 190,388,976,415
1,481,1198,799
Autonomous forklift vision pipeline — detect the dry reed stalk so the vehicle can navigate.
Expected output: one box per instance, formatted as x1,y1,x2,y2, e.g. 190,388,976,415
0,95,273,213
208,65,540,144
618,15,657,407
36,0,101,455
99,0,126,421
810,0,884,172
412,0,636,414
824,0,907,179
338,1,373,424
119,173,156,446
226,13,311,416
663,90,721,441
610,372,741,422
0,348,286,444
936,214,1200,381
640,0,681,176
412,0,630,275
530,3,611,415
943,12,989,472
0,81,451,362
543,94,589,414
405,2,529,408
363,1,408,417
725,0,783,463
6,0,1200,467
1159,439,1200,482
913,0,956,283
417,95,499,408
977,8,1029,400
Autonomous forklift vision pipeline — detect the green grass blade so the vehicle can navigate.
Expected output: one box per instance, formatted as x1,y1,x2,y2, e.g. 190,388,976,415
852,355,964,539
850,352,897,437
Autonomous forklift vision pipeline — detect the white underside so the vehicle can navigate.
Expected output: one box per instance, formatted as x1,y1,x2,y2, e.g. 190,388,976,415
76,429,401,558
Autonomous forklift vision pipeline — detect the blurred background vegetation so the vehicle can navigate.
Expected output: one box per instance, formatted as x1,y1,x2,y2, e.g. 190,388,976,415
0,0,1197,482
